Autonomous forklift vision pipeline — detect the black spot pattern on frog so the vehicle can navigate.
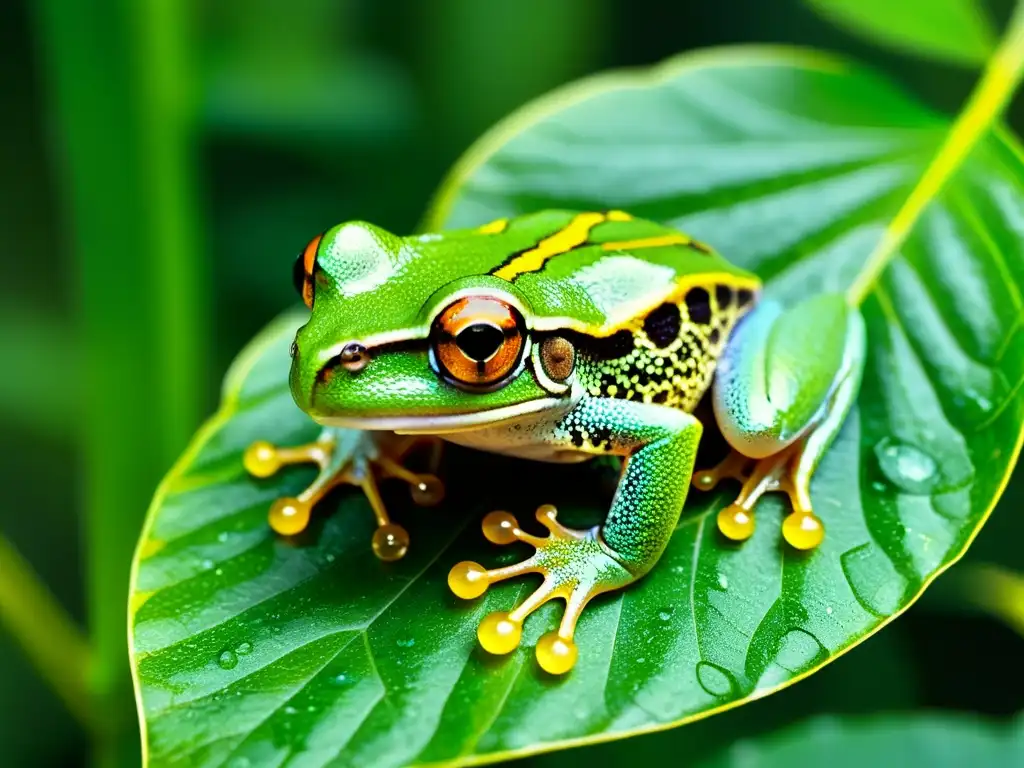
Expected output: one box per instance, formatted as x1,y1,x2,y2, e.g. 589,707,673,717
643,303,681,349
571,282,756,418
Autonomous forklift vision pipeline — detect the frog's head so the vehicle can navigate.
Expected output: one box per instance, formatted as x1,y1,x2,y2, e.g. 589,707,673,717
289,221,578,433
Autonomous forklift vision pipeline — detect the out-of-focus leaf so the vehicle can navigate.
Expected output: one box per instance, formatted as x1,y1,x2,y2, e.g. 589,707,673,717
806,0,995,66
204,55,415,149
131,48,1024,767
0,304,77,440
202,0,413,150
699,711,1024,768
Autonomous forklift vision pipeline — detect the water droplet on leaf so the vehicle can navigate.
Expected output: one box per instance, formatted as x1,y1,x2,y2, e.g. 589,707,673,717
217,650,238,670
874,438,939,494
696,661,736,697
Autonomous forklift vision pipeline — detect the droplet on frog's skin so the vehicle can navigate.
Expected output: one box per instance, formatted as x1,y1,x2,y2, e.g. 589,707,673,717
236,641,253,655
218,650,238,670
874,438,939,495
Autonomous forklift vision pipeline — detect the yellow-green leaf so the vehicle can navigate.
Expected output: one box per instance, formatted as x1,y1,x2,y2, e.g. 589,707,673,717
806,0,995,66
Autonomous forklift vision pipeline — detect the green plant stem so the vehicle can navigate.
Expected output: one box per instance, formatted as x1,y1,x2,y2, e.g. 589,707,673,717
939,564,1024,637
0,533,94,731
846,0,1024,306
32,1,207,764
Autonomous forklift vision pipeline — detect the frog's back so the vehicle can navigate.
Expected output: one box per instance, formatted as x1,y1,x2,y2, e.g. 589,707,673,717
418,209,757,335
420,209,760,412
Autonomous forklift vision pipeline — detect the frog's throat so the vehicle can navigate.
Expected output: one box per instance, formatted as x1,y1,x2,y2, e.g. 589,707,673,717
313,396,567,436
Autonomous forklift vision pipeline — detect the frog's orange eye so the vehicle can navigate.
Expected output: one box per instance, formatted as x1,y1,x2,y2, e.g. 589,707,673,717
432,297,525,388
292,233,324,309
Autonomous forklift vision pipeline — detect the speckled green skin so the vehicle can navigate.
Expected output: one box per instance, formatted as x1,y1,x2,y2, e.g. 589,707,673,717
289,209,863,598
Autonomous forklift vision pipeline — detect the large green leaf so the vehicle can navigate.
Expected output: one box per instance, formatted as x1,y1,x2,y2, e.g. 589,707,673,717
698,711,1024,768
130,48,1024,766
805,0,995,66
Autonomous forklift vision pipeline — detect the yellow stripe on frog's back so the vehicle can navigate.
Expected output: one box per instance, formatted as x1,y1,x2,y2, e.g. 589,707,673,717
492,211,608,280
490,210,719,282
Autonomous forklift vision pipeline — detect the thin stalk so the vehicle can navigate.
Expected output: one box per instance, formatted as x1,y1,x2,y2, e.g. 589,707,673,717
938,564,1024,637
32,0,206,764
0,533,94,731
846,0,1024,306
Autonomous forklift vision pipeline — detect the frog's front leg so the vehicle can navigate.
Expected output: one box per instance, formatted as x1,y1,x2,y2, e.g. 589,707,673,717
693,294,866,549
244,429,444,560
448,398,701,674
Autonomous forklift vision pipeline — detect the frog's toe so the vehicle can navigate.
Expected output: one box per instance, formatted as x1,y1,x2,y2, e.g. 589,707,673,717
448,504,633,675
697,445,825,550
244,430,444,559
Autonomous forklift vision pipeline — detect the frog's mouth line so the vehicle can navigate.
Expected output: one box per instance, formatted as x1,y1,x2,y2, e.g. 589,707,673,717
313,396,567,435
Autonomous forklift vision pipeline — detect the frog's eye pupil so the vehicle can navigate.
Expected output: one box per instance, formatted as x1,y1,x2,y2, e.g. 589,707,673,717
456,324,504,362
432,296,525,389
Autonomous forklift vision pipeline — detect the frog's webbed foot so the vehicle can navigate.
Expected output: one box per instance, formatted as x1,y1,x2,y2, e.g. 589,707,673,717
448,505,633,675
244,429,444,560
692,443,823,550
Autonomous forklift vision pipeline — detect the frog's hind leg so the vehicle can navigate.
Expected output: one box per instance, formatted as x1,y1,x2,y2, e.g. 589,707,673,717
693,294,865,550
449,399,702,675
244,429,444,560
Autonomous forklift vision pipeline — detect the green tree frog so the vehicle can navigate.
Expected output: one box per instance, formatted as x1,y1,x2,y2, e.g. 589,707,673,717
244,210,865,675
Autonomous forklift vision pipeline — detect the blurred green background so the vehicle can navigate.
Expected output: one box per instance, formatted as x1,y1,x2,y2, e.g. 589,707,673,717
2,0,1022,765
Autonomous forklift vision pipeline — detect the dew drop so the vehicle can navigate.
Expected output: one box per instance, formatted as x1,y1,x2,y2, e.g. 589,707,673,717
326,553,336,563
236,641,253,655
330,673,353,687
826,606,833,615
284,705,298,715
696,661,736,697
217,532,229,543
214,568,224,576
717,573,729,590
396,637,416,648
217,650,238,670
658,607,674,622
874,438,939,494
201,559,215,571
756,628,829,688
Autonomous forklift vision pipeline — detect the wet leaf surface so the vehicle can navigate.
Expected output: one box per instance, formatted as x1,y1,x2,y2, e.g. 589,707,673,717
132,48,1024,767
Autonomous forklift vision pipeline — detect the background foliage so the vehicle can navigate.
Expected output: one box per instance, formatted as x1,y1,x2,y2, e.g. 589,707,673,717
2,0,1023,766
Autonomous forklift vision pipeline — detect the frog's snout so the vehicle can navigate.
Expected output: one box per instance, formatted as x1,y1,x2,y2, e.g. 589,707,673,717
291,340,372,414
